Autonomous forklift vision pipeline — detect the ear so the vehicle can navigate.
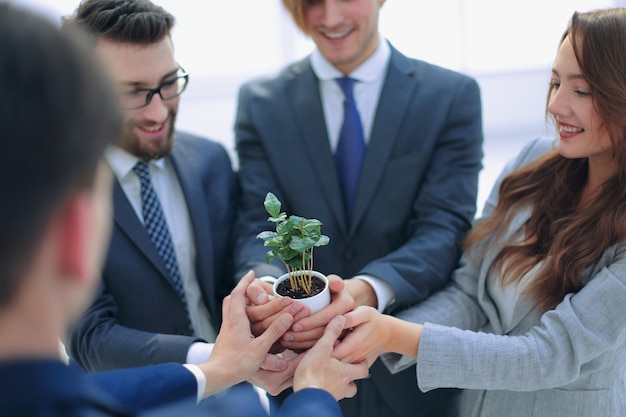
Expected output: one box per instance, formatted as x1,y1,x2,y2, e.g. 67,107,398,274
57,193,92,285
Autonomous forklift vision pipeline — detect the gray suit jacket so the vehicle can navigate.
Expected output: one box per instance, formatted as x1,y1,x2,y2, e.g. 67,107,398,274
388,138,626,416
235,43,483,415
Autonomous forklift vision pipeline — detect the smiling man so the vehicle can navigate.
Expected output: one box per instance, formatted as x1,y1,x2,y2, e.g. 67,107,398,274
66,0,239,374
234,1,484,417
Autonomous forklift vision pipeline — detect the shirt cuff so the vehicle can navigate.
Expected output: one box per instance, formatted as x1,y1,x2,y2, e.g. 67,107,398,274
186,342,214,365
352,274,395,312
182,364,206,403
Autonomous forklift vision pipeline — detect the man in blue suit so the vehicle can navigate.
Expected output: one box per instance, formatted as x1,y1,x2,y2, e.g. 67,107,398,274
66,0,240,372
0,3,368,416
235,1,484,416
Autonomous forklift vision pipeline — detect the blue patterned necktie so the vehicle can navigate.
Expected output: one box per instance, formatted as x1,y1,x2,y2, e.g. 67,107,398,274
335,77,366,225
133,160,194,335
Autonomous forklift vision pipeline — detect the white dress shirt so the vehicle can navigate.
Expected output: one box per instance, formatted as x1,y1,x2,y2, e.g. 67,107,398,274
310,35,395,312
105,146,217,344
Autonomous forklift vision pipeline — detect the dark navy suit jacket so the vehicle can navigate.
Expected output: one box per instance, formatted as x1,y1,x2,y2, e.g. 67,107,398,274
69,132,238,372
234,44,483,416
0,360,341,417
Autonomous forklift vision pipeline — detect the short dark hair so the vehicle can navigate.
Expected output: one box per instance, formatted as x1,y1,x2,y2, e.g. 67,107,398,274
0,2,122,307
64,0,175,44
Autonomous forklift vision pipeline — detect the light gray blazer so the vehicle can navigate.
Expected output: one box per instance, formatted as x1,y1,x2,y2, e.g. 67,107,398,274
386,138,626,416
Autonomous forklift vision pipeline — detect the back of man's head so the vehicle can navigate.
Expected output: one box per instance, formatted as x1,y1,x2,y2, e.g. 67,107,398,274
65,0,175,44
0,2,122,308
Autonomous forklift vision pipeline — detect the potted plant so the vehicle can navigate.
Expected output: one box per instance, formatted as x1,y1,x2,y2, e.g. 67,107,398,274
257,192,330,310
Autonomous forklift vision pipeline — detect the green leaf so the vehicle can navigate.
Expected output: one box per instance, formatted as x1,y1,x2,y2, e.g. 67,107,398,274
314,235,330,247
290,236,316,252
264,192,281,218
264,251,276,264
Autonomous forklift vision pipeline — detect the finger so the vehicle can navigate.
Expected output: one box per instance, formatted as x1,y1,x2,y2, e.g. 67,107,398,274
327,275,345,292
232,270,255,299
230,271,263,324
246,279,274,305
291,305,311,322
350,359,370,381
342,382,358,399
313,315,345,352
247,297,295,323
221,294,232,322
342,307,371,329
255,313,294,352
331,329,361,362
291,302,341,332
259,353,288,372
281,327,324,349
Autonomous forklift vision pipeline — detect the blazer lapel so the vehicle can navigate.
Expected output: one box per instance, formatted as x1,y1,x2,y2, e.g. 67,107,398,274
112,180,172,283
478,206,536,334
169,141,217,315
351,46,418,232
288,60,347,232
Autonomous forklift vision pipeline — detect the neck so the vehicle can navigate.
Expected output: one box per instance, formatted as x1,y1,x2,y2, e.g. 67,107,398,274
0,286,65,362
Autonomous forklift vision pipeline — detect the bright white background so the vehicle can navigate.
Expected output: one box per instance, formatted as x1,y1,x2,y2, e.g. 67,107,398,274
14,0,623,213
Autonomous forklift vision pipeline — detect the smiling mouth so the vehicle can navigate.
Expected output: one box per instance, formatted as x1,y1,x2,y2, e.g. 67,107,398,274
322,29,352,40
137,122,167,135
560,125,584,133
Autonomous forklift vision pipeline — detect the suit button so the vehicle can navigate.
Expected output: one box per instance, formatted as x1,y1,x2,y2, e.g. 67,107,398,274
344,249,355,260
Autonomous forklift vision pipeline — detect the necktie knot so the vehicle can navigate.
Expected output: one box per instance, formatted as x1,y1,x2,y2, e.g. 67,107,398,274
132,160,151,184
336,76,357,102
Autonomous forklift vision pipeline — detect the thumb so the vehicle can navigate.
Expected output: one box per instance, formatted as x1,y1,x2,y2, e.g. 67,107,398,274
256,313,293,350
317,315,346,349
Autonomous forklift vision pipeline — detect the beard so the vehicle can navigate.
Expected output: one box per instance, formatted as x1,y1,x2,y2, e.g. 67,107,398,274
117,107,178,160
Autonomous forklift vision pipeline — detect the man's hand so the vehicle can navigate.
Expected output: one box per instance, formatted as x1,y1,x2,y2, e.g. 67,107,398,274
248,350,303,395
281,275,355,350
245,277,310,353
198,271,294,397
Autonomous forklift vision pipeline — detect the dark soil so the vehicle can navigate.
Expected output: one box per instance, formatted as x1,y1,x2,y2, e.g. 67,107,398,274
276,275,325,299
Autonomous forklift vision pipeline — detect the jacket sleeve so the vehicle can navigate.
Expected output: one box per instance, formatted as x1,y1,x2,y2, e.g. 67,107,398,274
68,284,203,372
89,362,197,412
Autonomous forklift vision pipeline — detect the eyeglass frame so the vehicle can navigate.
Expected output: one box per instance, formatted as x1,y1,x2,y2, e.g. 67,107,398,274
118,65,189,110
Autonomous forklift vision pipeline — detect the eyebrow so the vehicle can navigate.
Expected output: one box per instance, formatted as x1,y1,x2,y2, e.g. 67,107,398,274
551,69,586,81
118,68,180,87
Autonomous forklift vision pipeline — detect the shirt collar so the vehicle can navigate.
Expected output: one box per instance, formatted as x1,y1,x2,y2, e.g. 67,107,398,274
105,145,166,180
310,34,390,83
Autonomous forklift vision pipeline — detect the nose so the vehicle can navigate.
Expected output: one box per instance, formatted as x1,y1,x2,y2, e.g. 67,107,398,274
547,86,572,118
320,0,344,27
139,92,169,123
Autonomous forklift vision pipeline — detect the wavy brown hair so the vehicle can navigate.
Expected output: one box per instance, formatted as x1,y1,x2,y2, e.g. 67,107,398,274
465,8,626,312
282,0,307,34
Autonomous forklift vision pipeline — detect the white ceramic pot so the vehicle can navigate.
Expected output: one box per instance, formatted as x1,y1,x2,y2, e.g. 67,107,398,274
261,270,330,314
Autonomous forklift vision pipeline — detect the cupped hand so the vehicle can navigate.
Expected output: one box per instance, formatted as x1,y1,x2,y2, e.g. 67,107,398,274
281,275,355,350
293,315,369,400
332,306,388,366
199,271,294,396
245,277,310,353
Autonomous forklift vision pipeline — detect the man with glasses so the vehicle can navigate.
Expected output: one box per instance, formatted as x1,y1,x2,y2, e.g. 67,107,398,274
66,0,240,374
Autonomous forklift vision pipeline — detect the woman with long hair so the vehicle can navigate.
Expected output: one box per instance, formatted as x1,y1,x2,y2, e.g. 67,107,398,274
333,8,626,416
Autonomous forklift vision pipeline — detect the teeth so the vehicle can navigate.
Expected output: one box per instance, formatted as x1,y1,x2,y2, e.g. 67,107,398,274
324,30,350,39
142,125,162,132
560,125,583,133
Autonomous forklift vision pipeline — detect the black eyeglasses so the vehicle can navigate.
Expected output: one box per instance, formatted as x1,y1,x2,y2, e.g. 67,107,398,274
119,65,189,110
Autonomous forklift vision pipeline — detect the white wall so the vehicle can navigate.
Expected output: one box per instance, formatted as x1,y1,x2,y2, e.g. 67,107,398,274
15,0,618,212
